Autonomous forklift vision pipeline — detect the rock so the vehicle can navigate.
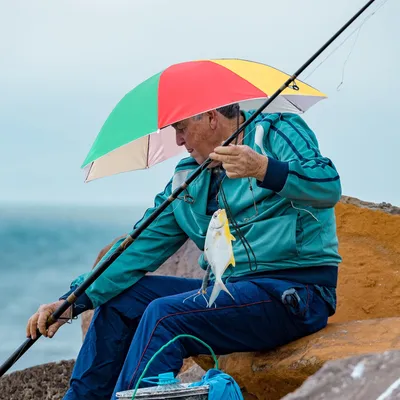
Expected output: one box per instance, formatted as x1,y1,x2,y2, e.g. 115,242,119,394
340,195,400,215
332,201,400,323
176,363,206,384
193,317,400,400
177,357,200,373
0,360,74,400
281,350,400,400
0,359,203,400
80,308,94,341
155,239,202,279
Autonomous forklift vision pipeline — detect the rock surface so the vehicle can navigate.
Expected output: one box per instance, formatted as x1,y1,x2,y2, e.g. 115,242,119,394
340,195,400,215
175,362,206,384
332,200,400,323
0,359,204,400
281,350,400,400
193,317,400,400
0,360,74,400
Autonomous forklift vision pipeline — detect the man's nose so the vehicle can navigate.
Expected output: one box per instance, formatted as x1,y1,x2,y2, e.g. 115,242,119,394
176,132,185,146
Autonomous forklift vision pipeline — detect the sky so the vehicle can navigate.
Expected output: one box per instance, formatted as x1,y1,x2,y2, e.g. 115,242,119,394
0,0,398,207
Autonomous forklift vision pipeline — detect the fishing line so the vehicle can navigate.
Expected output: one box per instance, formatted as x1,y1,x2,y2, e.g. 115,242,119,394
218,181,258,272
146,107,262,274
215,107,259,272
303,0,390,83
336,26,362,91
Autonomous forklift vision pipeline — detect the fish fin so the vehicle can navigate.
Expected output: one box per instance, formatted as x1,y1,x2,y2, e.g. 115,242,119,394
208,279,234,308
230,254,236,267
230,233,236,241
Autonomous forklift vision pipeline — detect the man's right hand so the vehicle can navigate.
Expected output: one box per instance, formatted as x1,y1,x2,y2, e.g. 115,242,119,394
26,300,70,340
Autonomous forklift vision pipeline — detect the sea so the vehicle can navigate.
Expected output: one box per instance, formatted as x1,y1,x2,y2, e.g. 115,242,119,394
0,203,145,374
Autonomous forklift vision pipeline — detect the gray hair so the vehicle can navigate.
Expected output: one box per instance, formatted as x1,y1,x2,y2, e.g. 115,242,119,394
190,103,240,122
216,103,240,119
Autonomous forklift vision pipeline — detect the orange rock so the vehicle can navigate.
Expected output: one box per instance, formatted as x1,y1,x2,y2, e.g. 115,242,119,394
332,202,400,323
194,317,400,400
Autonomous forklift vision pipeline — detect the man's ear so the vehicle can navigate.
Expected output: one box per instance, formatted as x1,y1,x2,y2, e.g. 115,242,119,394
207,110,218,130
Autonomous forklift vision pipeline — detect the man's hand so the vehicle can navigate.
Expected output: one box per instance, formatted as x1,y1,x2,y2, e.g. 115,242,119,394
26,300,70,339
209,144,268,180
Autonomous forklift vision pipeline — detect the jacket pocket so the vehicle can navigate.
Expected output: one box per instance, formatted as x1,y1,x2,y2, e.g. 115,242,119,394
233,214,299,264
254,278,313,319
281,286,311,317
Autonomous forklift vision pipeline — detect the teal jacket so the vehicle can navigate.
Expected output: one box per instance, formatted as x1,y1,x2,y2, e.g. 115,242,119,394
69,111,342,309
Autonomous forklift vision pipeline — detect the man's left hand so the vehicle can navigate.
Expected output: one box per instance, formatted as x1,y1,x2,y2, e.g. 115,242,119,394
209,144,268,181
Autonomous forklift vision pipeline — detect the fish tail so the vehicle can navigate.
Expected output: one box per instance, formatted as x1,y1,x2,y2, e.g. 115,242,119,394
208,279,234,307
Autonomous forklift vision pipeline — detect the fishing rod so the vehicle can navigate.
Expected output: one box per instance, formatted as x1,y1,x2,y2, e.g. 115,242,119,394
0,0,378,377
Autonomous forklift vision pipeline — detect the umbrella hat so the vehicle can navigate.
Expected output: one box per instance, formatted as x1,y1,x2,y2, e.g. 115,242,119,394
82,58,326,182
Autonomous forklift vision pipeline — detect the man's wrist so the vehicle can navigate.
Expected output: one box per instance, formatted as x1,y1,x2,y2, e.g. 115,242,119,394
254,154,268,181
59,286,94,317
256,157,289,192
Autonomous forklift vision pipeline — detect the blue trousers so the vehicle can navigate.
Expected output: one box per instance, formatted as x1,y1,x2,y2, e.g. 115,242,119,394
63,275,330,400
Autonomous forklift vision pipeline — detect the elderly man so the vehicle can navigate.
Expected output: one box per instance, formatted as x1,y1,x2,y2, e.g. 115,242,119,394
27,104,342,399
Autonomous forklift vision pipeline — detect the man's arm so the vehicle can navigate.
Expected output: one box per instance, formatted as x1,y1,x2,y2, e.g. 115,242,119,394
256,113,342,208
62,178,188,310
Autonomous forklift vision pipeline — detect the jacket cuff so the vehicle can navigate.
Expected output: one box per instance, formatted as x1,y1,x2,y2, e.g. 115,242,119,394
257,157,289,192
59,286,94,317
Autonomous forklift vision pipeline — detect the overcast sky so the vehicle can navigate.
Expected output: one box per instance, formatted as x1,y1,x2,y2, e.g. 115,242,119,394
0,0,398,207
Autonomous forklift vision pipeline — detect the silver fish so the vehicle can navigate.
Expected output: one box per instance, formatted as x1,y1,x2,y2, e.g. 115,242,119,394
204,208,236,307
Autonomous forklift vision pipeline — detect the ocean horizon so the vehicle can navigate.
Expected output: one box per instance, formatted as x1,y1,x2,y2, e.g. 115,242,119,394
0,202,147,374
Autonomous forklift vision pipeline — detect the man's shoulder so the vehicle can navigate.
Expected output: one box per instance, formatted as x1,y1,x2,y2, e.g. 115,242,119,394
247,110,304,125
170,156,199,192
245,111,309,138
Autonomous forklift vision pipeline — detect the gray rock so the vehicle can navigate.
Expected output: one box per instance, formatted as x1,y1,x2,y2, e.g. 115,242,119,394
340,195,400,215
0,360,74,400
154,239,203,279
176,364,206,384
282,350,400,400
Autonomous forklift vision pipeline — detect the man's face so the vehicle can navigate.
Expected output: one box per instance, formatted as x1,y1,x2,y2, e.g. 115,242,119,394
173,113,220,164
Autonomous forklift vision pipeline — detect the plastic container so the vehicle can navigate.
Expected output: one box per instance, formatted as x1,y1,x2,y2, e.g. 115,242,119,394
116,382,209,399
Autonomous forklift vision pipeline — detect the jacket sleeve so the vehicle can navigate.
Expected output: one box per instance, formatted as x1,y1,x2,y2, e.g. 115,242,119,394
68,178,189,308
256,113,342,208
